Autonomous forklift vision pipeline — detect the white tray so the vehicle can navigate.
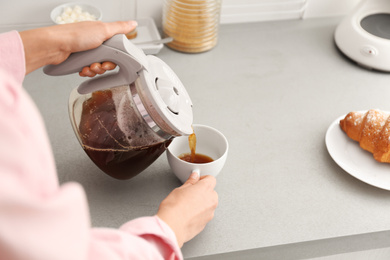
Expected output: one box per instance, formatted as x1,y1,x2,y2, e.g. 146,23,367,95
130,17,163,55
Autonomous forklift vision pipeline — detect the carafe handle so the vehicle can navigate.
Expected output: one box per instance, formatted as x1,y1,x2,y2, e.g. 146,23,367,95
43,34,148,94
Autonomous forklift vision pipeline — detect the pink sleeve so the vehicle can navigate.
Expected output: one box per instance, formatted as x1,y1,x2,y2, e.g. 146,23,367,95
0,31,182,260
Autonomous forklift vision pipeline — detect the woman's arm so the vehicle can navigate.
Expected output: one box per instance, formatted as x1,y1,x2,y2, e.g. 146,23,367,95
0,23,218,260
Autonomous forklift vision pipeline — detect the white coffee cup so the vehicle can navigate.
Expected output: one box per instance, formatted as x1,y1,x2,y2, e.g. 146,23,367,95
167,124,228,183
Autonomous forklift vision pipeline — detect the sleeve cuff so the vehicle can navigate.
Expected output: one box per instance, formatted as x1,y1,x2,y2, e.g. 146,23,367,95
120,215,183,260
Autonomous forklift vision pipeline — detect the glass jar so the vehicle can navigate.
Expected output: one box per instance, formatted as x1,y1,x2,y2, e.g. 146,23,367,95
163,0,222,53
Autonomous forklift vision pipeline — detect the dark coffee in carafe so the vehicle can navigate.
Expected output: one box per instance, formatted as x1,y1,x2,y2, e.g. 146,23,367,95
77,85,171,180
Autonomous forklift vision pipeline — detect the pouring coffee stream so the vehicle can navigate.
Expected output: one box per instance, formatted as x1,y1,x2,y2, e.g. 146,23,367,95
189,132,196,162
178,131,214,164
44,34,193,180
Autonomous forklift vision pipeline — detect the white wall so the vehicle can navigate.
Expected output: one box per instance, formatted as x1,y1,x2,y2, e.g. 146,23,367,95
221,0,361,24
303,0,360,19
0,0,361,29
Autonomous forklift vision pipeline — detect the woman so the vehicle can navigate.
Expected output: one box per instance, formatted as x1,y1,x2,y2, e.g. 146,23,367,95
0,20,218,260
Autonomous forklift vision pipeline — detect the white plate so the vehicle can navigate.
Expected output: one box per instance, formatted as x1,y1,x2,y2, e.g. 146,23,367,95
325,113,390,191
130,17,163,55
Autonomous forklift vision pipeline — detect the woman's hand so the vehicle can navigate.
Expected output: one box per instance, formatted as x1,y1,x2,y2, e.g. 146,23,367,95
19,20,137,74
157,172,218,248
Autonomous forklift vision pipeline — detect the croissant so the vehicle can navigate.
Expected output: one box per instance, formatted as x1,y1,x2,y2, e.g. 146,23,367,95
339,109,390,163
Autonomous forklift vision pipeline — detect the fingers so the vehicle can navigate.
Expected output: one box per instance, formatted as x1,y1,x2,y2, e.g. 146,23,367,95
79,66,96,77
181,173,216,191
90,63,105,74
79,62,117,77
182,170,200,187
105,20,138,38
101,61,116,71
199,175,217,189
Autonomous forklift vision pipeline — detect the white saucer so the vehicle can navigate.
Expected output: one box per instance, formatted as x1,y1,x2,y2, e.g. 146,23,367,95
325,114,390,191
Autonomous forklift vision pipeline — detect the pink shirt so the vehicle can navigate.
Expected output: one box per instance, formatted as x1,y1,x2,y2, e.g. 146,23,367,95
0,31,183,260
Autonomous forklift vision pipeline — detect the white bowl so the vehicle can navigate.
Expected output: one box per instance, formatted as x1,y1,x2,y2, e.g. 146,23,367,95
51,2,102,24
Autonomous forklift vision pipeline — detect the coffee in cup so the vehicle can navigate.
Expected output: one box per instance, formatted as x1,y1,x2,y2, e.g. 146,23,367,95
167,124,228,183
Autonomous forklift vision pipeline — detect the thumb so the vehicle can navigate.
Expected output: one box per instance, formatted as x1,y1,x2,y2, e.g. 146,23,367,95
106,20,138,38
182,170,200,186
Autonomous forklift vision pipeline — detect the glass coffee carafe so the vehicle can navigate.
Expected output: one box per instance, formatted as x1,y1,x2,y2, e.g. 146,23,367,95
44,35,193,180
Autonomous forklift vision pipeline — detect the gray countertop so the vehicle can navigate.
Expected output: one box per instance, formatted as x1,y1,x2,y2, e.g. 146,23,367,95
19,17,390,259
